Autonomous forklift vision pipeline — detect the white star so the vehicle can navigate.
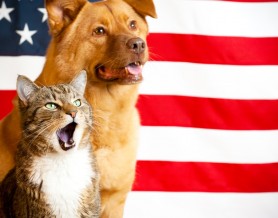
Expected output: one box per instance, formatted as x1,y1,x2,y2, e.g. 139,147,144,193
38,8,47,23
0,1,14,22
16,23,37,45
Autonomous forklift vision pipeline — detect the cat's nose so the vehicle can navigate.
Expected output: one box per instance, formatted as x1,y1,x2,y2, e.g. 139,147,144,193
66,111,77,118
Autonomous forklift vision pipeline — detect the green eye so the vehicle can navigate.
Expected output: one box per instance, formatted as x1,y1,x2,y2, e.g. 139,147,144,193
73,99,81,107
45,103,57,110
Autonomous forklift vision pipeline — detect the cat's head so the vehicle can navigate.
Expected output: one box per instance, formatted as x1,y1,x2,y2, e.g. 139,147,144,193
16,70,92,153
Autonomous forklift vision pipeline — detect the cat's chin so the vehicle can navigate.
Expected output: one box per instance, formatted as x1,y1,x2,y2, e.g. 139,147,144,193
57,122,77,151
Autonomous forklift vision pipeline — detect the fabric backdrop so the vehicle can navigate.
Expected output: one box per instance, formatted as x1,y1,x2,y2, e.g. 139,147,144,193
1,0,278,217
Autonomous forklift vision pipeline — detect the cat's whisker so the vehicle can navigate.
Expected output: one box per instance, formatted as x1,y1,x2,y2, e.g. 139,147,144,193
26,122,58,149
22,121,56,139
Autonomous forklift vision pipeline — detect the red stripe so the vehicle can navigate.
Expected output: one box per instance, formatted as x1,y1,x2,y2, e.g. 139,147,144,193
147,34,278,65
137,95,278,130
0,90,16,120
133,161,278,192
2,92,278,130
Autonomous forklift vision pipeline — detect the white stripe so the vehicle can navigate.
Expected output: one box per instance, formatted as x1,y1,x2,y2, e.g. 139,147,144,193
138,127,278,164
148,1,278,37
2,58,278,100
124,192,278,218
140,61,278,99
1,56,45,90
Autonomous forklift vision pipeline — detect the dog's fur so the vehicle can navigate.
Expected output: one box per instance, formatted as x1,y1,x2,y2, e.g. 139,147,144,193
0,0,156,217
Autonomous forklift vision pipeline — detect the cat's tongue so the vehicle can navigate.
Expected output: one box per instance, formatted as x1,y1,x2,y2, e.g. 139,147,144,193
57,122,77,151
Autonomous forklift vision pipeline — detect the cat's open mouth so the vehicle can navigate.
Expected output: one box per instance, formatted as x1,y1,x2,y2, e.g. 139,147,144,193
56,122,77,151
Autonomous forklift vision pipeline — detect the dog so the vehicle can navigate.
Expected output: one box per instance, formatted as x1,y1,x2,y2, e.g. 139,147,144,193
0,0,156,217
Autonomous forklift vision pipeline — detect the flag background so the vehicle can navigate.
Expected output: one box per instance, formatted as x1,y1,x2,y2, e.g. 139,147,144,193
1,0,278,217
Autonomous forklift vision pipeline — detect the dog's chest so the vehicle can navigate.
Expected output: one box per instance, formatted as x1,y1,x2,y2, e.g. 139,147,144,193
30,148,95,218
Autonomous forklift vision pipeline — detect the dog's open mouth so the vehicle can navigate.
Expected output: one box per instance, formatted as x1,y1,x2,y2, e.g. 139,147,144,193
57,122,77,151
96,62,143,84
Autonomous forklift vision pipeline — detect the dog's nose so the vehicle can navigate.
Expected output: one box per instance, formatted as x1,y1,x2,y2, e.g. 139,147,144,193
127,38,145,54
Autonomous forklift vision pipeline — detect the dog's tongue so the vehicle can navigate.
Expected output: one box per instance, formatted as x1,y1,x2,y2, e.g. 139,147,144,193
126,63,142,75
97,63,143,83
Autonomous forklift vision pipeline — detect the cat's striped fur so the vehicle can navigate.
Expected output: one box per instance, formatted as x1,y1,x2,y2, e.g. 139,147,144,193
0,71,100,218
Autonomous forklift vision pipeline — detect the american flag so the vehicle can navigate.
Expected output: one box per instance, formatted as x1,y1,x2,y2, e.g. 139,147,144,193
1,0,278,217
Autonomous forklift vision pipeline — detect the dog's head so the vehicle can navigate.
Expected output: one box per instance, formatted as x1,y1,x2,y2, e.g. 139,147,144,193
45,0,157,85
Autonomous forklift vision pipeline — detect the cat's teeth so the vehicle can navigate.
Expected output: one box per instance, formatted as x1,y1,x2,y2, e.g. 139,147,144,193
68,138,75,145
66,142,75,147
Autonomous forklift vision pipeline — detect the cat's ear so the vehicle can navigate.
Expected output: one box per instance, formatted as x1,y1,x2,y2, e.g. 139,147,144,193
70,70,87,96
16,75,39,106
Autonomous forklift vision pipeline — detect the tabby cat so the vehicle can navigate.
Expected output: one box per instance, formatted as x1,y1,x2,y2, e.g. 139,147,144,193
0,71,100,218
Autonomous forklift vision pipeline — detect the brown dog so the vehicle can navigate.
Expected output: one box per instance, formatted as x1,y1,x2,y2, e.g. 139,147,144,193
0,0,156,217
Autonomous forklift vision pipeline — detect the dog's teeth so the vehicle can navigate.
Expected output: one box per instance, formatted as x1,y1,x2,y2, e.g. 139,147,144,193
134,61,140,66
125,67,129,75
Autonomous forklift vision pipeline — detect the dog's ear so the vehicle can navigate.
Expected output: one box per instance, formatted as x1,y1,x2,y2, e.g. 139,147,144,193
45,0,87,36
124,0,157,18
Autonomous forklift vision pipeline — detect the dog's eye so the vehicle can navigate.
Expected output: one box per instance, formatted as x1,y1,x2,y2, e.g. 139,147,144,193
93,27,106,36
129,20,137,30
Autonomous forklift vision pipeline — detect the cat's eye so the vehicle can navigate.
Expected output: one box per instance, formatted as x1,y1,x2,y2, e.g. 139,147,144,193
73,99,81,107
45,103,58,110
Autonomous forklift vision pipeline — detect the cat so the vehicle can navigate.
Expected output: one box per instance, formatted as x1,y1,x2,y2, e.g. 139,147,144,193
0,71,100,218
